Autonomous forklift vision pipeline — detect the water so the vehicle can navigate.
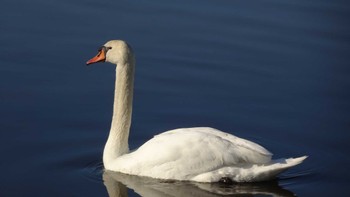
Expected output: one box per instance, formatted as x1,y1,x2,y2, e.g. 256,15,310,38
1,0,349,196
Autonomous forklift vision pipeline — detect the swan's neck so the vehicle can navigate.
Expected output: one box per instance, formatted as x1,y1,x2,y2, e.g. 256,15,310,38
103,61,134,167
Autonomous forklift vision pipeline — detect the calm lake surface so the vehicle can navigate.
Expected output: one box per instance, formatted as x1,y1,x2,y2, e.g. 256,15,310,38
1,0,349,196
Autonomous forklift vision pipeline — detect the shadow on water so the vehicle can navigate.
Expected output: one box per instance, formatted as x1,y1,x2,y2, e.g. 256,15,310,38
81,160,299,197
103,171,296,197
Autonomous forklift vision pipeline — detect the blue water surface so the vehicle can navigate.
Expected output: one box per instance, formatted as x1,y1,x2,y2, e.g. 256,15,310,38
1,0,349,196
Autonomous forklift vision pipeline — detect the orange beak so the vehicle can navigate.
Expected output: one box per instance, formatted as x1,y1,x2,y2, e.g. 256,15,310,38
86,49,106,65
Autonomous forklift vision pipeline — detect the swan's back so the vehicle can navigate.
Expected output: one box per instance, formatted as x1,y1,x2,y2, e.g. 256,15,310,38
157,127,272,164
108,127,274,181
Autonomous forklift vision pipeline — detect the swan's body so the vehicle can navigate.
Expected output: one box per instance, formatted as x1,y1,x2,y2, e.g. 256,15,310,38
86,40,307,182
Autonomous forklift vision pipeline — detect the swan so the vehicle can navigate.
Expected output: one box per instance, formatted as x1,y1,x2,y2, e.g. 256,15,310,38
86,40,307,183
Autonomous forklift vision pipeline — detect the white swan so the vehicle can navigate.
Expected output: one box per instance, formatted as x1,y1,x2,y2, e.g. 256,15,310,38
86,40,307,183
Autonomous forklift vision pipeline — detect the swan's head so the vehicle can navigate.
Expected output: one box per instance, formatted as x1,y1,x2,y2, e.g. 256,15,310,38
86,40,133,66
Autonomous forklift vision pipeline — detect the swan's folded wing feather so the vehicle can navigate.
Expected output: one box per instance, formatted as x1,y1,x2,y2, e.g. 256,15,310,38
161,127,272,157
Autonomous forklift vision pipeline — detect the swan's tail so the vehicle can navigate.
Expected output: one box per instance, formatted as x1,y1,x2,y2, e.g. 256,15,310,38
272,156,308,168
192,156,308,182
251,156,308,182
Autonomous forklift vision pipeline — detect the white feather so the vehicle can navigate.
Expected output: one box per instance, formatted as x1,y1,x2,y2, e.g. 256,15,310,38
107,127,306,182
87,40,307,182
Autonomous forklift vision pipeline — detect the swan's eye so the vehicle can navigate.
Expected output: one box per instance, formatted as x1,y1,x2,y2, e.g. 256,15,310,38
105,47,112,53
98,46,112,53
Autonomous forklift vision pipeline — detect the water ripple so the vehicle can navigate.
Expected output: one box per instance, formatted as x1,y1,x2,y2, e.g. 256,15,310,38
80,160,104,183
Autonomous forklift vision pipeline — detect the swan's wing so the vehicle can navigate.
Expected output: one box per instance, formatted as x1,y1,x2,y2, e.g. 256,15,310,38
111,127,272,180
160,127,272,159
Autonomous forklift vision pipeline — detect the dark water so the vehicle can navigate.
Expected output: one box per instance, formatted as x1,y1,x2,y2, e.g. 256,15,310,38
1,0,349,196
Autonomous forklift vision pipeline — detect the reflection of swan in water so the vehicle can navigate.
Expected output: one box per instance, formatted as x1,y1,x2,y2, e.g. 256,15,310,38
87,40,307,182
103,171,296,197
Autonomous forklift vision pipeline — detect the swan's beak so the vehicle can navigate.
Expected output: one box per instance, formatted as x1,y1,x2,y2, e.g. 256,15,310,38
86,49,106,65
